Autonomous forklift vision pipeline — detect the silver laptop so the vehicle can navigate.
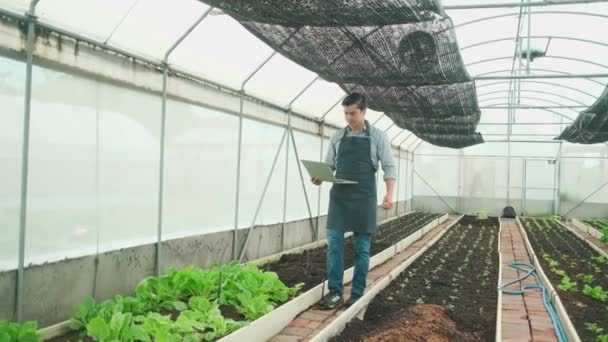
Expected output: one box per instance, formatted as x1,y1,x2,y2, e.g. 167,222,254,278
300,160,358,184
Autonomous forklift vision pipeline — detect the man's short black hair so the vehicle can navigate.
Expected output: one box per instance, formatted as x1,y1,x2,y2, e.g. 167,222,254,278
342,92,367,110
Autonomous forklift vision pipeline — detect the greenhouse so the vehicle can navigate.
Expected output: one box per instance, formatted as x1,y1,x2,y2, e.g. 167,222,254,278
1,0,607,341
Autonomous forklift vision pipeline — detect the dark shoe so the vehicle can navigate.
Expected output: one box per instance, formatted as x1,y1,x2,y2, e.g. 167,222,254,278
346,294,362,306
320,291,343,309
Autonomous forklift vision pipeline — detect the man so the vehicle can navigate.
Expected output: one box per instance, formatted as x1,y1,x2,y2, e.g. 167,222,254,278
311,92,396,309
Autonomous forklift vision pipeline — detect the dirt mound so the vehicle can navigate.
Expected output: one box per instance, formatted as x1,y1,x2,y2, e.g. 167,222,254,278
364,305,469,342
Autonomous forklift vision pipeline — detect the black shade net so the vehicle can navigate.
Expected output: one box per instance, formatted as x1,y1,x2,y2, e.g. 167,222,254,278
200,0,484,148
556,86,608,144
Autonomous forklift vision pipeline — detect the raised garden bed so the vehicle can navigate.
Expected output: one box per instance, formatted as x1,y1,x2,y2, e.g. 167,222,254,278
573,218,608,244
263,212,442,292
330,216,500,342
520,217,608,342
42,212,444,341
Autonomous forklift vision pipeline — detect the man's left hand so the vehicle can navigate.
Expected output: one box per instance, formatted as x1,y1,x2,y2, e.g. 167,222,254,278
382,194,393,210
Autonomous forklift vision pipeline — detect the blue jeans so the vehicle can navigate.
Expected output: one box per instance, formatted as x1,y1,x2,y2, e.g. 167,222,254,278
326,228,372,298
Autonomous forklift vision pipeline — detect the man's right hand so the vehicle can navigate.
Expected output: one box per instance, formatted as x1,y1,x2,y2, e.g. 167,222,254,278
311,177,323,186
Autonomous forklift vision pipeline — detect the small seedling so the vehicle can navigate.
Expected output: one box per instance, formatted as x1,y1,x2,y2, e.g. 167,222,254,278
557,276,578,292
583,285,608,302
582,275,595,284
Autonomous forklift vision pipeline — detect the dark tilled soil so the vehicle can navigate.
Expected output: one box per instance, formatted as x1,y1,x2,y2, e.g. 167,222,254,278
263,212,442,291
331,216,500,342
521,218,608,342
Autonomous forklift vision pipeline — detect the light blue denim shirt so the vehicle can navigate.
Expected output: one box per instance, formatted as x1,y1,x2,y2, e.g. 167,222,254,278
324,122,397,180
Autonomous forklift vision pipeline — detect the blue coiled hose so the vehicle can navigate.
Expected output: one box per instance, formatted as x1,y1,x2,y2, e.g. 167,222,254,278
500,262,568,342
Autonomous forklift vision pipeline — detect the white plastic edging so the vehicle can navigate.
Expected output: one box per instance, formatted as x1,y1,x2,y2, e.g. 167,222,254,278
38,212,418,340
218,212,445,342
556,220,608,260
515,217,581,342
495,218,504,342
570,218,603,240
310,214,464,342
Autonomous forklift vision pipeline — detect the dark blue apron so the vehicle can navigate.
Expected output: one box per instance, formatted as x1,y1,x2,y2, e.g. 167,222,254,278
327,120,377,234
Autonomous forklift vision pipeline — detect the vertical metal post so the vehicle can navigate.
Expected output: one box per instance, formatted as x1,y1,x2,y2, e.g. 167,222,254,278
239,129,288,261
234,51,277,260
281,111,291,250
289,129,318,241
404,154,408,213
16,0,40,323
410,151,416,212
316,122,324,239
526,0,532,75
396,148,401,216
457,150,463,213
554,138,562,215
522,158,528,215
157,9,212,275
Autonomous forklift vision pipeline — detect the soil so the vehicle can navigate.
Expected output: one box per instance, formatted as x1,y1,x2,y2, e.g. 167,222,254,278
521,217,608,342
364,305,470,342
263,212,442,291
331,216,499,342
219,305,245,321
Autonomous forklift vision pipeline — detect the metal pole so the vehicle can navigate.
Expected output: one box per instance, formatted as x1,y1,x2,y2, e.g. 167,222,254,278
290,129,318,241
563,179,608,217
239,128,288,261
526,0,533,75
523,159,527,215
281,112,291,251
410,150,416,212
413,170,457,213
443,0,608,10
233,49,282,259
156,9,212,275
396,148,401,216
554,144,562,215
16,0,40,323
316,122,325,239
475,73,608,80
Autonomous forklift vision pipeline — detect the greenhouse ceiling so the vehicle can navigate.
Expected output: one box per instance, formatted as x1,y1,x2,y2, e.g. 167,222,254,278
0,0,607,150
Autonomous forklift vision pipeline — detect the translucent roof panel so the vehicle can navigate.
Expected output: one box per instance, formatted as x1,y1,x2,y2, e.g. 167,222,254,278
244,53,319,108
170,13,275,90
106,0,210,60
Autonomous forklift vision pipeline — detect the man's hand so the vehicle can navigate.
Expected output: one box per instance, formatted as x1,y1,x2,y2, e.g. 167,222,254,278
382,194,393,210
311,176,323,186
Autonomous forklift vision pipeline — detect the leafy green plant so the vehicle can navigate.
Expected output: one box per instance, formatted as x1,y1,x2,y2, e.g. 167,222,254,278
583,285,608,302
552,268,567,277
70,262,302,341
582,275,595,284
0,320,41,342
557,276,578,291
586,322,604,335
593,255,607,265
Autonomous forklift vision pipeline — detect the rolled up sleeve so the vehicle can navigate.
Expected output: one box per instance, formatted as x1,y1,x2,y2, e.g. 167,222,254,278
378,132,397,180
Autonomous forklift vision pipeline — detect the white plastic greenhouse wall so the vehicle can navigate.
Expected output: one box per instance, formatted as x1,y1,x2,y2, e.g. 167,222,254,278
1,0,607,340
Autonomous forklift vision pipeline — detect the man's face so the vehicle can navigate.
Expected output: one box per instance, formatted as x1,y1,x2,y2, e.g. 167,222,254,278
343,104,366,127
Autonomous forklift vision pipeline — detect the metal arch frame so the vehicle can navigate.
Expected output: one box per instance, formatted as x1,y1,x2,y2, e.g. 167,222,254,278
443,0,608,10
452,11,608,31
474,68,608,86
15,0,41,324
476,80,599,100
460,35,608,52
155,8,214,276
466,55,608,71
477,89,589,107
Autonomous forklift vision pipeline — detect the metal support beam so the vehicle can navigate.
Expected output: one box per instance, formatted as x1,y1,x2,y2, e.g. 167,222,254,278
157,9,212,275
444,0,608,10
475,73,608,80
281,111,291,251
16,0,41,323
238,128,288,261
481,106,588,109
563,179,608,217
233,49,282,260
413,170,457,213
290,129,318,241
